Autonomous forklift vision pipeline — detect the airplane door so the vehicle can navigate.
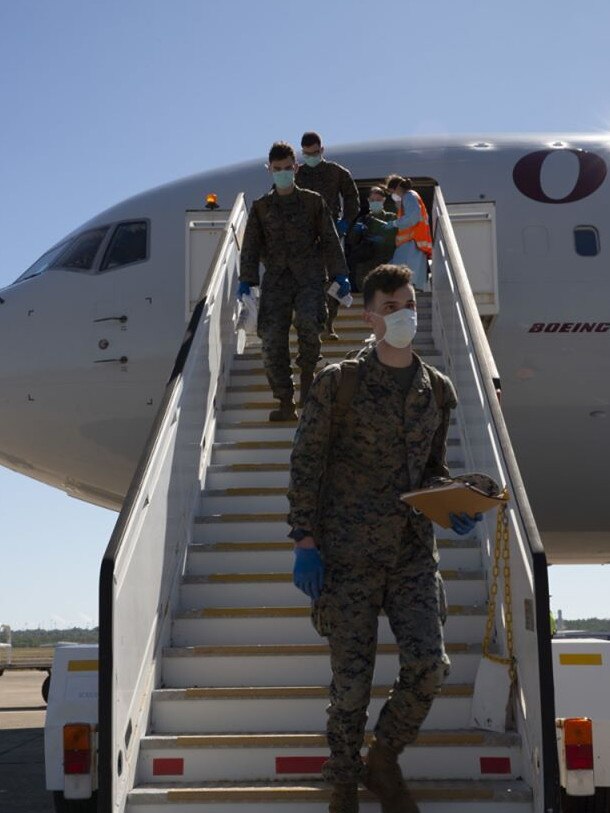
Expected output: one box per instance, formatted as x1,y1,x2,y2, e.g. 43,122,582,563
185,209,229,318
447,202,499,318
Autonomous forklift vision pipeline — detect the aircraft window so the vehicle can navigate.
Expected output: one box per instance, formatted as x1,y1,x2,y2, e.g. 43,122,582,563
100,221,148,271
51,227,109,271
14,238,74,283
574,226,600,257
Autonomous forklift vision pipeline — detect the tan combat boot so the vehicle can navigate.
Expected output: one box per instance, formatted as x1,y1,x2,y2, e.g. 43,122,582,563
364,737,419,813
298,368,315,407
328,782,359,813
268,398,298,422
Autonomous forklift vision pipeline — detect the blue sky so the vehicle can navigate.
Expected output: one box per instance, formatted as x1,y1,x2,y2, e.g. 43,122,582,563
0,0,608,628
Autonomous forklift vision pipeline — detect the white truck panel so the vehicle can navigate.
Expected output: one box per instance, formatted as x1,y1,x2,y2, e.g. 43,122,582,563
553,638,610,789
44,644,99,791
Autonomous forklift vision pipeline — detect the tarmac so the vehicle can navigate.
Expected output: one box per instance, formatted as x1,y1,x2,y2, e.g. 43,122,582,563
0,670,53,812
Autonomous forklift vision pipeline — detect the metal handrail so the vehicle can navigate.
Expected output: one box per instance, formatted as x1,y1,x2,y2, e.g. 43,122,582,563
432,186,559,811
98,194,246,812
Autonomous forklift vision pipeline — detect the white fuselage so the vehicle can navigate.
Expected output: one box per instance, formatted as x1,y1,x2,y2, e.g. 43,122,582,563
1,134,608,562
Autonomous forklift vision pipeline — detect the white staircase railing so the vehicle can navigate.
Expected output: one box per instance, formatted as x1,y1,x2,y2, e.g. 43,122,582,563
98,194,247,813
431,186,559,813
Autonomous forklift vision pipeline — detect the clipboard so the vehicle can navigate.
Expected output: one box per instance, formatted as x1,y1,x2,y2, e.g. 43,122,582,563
400,473,509,528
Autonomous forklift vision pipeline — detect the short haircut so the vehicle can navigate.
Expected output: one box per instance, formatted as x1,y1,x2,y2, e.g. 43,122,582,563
368,185,386,197
363,264,414,307
301,131,322,148
268,141,296,163
385,174,413,191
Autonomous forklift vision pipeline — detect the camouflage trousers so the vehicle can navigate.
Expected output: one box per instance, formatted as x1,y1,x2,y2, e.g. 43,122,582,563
326,294,339,333
257,272,327,401
312,547,451,783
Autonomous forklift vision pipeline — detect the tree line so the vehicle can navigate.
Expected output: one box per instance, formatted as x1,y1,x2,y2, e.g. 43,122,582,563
10,627,99,647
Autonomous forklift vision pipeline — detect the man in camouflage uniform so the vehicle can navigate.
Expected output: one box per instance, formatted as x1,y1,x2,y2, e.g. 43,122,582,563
296,131,360,340
287,265,478,812
239,141,348,420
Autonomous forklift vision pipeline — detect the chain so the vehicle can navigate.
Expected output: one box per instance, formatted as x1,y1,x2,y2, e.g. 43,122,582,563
482,502,517,684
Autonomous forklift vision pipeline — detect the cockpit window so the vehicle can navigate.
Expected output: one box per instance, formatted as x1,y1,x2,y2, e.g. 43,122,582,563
14,238,74,283
51,227,109,271
100,221,148,271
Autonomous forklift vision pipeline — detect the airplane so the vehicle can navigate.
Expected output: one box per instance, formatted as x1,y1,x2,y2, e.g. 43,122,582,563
0,134,608,565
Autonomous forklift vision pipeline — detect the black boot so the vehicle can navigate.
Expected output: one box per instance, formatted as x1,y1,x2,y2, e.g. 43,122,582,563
268,398,298,422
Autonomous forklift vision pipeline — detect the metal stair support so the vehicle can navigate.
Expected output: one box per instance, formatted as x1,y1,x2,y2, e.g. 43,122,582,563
98,189,557,813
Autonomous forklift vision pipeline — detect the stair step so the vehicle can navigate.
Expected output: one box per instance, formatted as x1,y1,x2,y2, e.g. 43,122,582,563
162,642,482,687
204,456,465,488
137,729,521,782
214,417,458,441
179,569,486,608
150,684,473,733
171,604,487,646
127,779,533,812
186,537,482,572
192,514,478,544
232,347,441,369
228,365,446,387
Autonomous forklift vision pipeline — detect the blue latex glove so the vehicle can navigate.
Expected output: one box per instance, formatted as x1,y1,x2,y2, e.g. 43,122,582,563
237,281,251,300
333,274,351,299
336,217,349,237
351,222,365,235
293,548,325,600
450,512,483,536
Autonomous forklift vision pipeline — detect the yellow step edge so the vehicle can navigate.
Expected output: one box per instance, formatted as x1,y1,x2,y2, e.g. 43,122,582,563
178,684,472,700
216,419,299,427
195,513,287,523
167,729,499,748
204,487,287,496
197,541,293,551
169,641,472,656
194,538,476,550
213,440,293,448
189,569,478,583
165,782,502,803
186,605,483,619
212,463,289,472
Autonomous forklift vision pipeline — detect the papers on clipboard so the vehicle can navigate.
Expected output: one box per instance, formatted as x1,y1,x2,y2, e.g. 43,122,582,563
400,473,509,528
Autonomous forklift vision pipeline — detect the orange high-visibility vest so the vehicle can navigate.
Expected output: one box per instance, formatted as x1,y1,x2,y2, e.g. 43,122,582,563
395,191,432,258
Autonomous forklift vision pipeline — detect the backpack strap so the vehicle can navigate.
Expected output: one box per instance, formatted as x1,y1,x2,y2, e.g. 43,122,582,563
425,364,445,410
331,358,363,431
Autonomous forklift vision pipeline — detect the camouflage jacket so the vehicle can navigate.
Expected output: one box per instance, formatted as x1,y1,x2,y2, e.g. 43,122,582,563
239,186,347,286
296,160,360,223
287,350,458,567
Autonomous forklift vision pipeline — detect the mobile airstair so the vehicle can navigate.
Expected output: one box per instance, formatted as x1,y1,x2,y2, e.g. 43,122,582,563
98,191,558,812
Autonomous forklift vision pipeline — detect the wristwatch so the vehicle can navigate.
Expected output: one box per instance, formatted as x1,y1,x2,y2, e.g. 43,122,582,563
288,528,313,542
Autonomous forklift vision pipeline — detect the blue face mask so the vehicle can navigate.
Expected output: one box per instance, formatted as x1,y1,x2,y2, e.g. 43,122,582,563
302,154,322,168
273,169,295,189
369,200,384,214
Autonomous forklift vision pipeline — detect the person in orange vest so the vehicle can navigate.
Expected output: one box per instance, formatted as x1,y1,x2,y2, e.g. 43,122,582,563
381,175,432,291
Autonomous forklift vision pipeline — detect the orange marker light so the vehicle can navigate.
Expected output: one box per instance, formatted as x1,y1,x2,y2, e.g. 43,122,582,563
63,723,91,775
205,193,219,210
564,717,593,771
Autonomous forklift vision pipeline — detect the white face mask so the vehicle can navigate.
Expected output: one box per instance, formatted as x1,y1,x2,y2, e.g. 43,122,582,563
391,192,402,203
379,308,417,348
